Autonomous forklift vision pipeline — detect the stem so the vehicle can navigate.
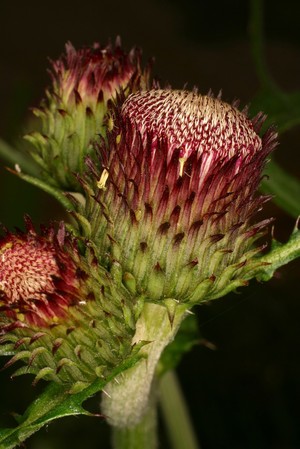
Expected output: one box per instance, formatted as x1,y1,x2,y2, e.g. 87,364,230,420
111,385,158,449
159,370,201,449
101,301,188,428
249,0,277,89
0,138,39,175
6,168,75,212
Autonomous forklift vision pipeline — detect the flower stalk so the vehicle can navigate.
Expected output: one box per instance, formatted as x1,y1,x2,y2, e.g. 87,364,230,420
101,301,188,428
159,370,201,449
111,384,158,449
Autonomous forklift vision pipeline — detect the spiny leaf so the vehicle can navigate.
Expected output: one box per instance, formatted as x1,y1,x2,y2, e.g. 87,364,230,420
0,353,141,449
248,225,300,282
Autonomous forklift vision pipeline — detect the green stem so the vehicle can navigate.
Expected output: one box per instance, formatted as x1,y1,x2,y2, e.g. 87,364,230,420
0,138,39,176
111,385,158,449
159,370,200,449
101,302,188,428
7,168,75,212
249,0,277,90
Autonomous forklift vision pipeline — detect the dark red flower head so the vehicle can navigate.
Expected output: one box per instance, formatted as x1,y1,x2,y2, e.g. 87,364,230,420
0,220,136,386
86,89,277,304
0,220,79,327
122,89,262,163
26,38,152,191
51,38,147,107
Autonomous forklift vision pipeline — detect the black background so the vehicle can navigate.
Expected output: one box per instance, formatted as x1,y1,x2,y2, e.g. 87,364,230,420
0,1,300,448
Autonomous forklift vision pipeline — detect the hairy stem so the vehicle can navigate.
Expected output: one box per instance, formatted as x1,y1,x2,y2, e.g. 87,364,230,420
111,383,158,449
101,301,188,428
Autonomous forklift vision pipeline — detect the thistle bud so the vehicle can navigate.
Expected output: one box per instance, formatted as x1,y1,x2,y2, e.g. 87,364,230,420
26,38,151,191
86,89,277,306
82,89,277,427
0,219,136,388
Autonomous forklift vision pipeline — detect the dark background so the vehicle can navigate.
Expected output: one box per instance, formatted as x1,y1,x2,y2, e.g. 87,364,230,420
0,1,300,448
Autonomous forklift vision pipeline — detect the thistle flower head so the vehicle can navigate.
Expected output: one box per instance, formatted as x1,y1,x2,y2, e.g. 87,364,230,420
122,89,261,162
26,38,151,191
86,88,277,305
97,88,277,428
0,220,81,330
52,39,145,108
0,220,136,386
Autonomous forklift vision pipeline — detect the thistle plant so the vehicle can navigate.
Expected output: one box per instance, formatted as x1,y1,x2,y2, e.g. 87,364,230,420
0,25,300,449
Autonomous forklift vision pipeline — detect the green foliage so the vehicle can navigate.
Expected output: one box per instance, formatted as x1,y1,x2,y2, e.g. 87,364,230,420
0,354,141,449
249,0,300,216
261,159,300,218
252,85,300,217
257,227,300,281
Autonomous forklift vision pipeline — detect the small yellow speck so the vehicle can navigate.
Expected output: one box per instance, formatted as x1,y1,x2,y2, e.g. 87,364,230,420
0,280,7,290
97,169,109,190
179,157,187,177
107,116,114,132
135,209,142,221
17,313,25,322
1,242,13,253
116,134,121,144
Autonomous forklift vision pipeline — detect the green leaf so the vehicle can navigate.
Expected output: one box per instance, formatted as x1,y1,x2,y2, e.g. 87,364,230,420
0,138,39,176
251,87,300,134
248,225,300,282
6,168,75,212
0,383,84,449
0,354,141,449
253,86,300,218
249,0,300,218
251,79,300,220
261,159,300,218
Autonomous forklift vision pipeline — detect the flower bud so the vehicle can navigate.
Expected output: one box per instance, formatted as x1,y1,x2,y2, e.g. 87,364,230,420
85,89,277,306
25,38,151,191
85,88,277,428
0,219,136,388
